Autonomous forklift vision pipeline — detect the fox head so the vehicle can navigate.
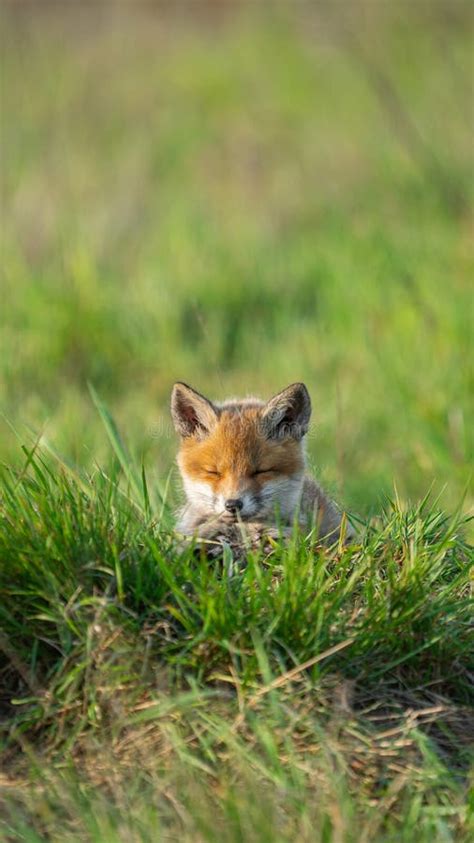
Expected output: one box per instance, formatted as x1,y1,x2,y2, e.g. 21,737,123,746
171,382,311,522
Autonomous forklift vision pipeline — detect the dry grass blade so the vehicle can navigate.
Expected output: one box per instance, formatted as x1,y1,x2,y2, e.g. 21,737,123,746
233,638,355,730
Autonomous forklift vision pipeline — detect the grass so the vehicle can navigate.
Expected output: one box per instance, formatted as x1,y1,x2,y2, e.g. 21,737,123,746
0,1,473,840
0,437,472,840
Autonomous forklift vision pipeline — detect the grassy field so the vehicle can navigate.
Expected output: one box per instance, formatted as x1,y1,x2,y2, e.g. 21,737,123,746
1,2,473,840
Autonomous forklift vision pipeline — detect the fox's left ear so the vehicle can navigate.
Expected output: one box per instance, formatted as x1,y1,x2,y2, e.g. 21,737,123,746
171,382,218,438
260,383,311,440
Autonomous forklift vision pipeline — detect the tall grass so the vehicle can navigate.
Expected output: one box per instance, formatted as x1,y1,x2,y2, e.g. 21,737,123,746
0,423,472,840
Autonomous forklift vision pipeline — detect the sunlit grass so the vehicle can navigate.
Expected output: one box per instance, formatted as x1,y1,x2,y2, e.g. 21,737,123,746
0,423,472,840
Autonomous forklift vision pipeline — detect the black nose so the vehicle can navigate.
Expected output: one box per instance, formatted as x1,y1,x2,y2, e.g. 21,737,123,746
225,498,243,513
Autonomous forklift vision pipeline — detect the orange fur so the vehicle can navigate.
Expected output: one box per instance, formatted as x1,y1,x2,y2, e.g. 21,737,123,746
178,406,304,501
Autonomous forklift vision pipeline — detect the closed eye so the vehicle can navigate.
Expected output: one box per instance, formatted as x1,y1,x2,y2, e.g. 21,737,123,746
252,468,276,476
204,469,220,477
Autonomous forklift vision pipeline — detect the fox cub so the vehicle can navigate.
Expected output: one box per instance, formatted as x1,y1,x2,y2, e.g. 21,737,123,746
171,381,354,546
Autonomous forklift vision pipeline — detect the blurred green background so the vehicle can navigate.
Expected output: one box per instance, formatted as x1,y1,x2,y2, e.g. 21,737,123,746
1,0,472,516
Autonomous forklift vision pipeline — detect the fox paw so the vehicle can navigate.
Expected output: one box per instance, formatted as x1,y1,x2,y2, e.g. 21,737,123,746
177,521,294,563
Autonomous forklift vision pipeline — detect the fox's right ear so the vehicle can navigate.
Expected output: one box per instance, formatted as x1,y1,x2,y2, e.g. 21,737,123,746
260,382,311,440
171,382,218,438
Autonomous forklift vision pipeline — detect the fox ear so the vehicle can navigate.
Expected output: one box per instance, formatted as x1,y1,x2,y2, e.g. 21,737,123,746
171,382,218,438
260,383,311,440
